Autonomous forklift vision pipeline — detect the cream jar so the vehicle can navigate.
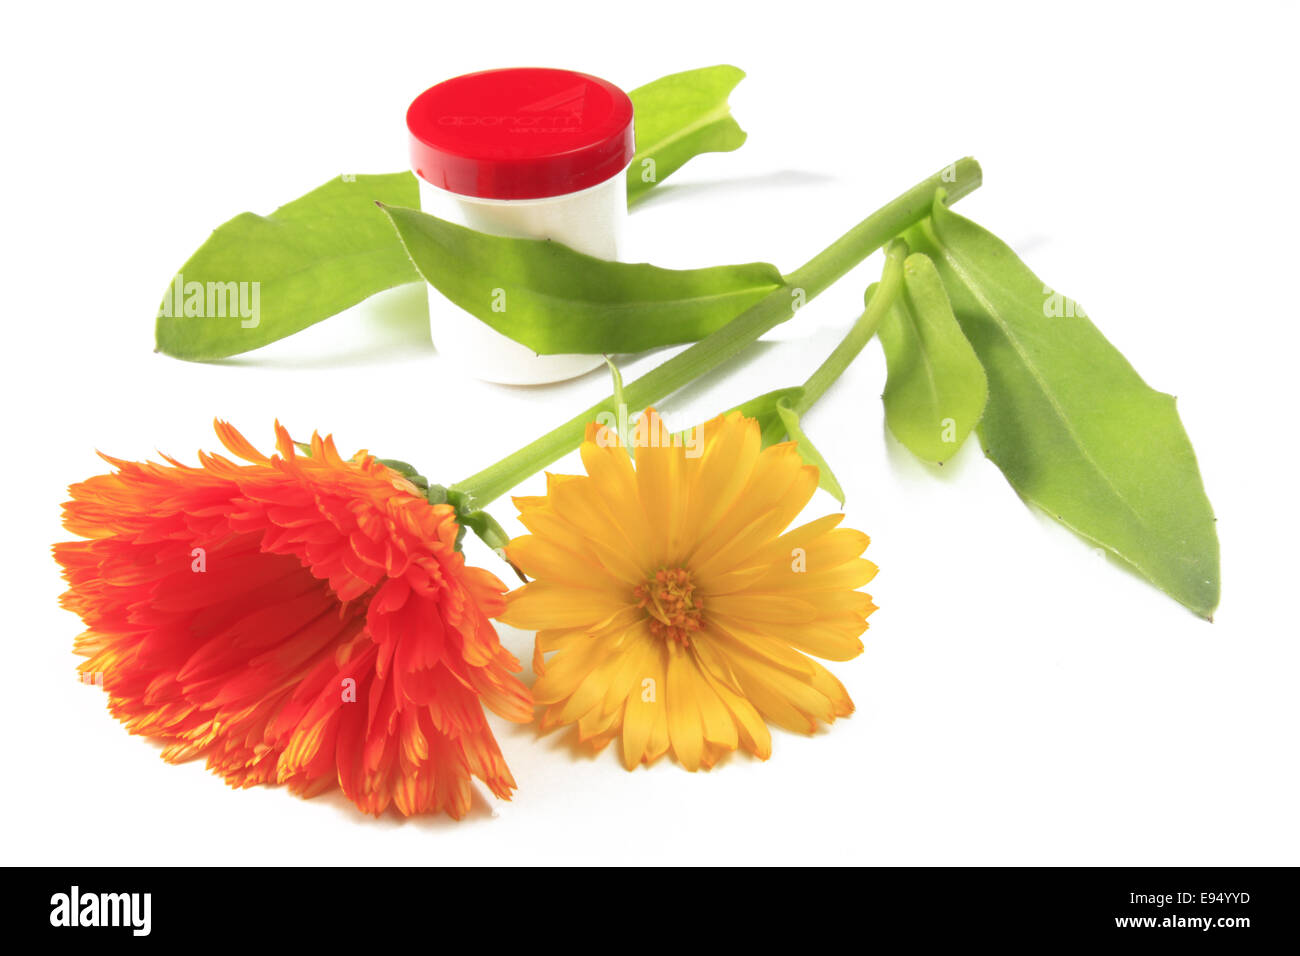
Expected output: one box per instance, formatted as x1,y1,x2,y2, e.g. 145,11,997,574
406,67,635,385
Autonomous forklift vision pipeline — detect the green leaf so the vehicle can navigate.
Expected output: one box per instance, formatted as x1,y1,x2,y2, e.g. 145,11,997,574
155,173,421,360
876,253,988,464
775,399,845,505
379,203,784,355
626,65,748,205
903,194,1219,617
727,386,807,446
603,356,638,460
604,355,628,407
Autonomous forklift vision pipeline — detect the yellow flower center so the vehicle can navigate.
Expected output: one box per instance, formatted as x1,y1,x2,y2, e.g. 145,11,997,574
634,567,704,646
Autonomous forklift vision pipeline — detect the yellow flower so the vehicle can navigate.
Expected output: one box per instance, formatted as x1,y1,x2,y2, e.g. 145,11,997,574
499,408,877,770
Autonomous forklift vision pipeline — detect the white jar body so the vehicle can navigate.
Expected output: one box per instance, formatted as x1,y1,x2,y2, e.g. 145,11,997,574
416,170,628,385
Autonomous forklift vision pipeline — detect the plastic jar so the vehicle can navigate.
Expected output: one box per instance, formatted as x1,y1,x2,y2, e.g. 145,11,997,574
406,67,635,385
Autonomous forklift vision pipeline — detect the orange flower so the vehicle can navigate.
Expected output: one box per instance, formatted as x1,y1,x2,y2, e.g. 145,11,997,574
54,422,531,818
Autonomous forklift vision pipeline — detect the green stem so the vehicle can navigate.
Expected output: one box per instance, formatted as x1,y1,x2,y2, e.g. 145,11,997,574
452,158,981,507
792,239,908,415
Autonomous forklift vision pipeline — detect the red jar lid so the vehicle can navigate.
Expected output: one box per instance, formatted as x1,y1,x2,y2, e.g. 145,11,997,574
407,68,635,201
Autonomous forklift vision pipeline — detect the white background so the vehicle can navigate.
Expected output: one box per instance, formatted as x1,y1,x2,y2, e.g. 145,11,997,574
3,1,1297,866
